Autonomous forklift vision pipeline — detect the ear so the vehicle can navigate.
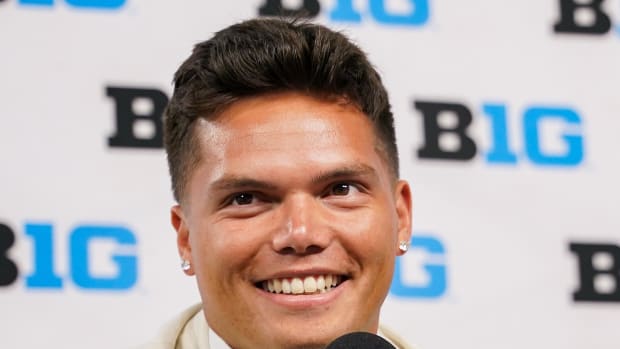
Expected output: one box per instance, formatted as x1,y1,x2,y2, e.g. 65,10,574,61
171,205,194,276
394,180,413,256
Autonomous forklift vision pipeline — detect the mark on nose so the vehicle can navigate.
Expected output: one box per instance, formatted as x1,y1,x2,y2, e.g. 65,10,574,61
293,225,307,235
286,220,292,234
286,220,307,235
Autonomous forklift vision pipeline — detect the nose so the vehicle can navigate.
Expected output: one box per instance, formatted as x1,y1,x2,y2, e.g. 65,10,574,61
272,193,331,255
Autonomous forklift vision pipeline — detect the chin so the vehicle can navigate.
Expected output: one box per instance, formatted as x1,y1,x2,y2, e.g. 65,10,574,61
259,316,364,349
263,333,334,349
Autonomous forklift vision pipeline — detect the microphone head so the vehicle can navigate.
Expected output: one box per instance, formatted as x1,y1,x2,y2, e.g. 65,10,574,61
326,332,396,349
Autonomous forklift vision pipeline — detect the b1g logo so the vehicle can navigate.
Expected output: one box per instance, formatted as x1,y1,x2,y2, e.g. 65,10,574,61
0,222,138,290
414,100,585,166
258,0,430,26
554,0,620,36
570,242,620,302
390,235,446,298
7,0,126,9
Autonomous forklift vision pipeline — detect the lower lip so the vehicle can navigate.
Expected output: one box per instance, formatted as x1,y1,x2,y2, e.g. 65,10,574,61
255,280,348,310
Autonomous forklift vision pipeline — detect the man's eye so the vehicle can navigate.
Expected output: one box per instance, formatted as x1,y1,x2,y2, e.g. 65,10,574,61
330,183,351,196
232,193,254,205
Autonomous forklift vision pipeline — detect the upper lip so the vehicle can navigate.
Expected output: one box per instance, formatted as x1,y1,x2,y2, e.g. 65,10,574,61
253,268,349,283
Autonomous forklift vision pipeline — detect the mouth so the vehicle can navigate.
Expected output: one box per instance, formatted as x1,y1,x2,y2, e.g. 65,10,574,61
256,274,348,295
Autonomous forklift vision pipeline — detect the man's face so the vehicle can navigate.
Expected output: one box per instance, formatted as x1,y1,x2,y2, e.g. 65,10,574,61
172,92,412,349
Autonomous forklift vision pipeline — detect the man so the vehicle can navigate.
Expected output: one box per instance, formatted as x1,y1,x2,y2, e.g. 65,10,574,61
149,18,414,349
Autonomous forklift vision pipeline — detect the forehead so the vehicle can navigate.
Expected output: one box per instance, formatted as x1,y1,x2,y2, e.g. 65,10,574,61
194,93,381,165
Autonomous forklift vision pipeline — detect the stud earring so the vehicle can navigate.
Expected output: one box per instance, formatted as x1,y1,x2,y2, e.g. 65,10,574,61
181,259,191,271
398,241,409,253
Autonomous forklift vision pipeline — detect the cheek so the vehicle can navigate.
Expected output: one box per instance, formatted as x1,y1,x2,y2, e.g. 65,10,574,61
191,218,272,273
332,208,398,259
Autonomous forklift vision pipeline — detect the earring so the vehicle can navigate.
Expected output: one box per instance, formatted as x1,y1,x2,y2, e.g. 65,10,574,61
181,259,191,271
398,241,409,253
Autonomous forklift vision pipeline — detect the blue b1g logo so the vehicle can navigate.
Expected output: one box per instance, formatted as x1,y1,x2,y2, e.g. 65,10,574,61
390,235,446,298
415,101,585,166
258,0,430,26
329,0,429,25
17,0,126,9
0,222,137,290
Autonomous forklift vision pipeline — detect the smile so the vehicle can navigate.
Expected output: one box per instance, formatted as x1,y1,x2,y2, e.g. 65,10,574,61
259,274,345,295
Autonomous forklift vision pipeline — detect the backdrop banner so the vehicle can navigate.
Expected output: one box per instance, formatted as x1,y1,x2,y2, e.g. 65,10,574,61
1,1,619,348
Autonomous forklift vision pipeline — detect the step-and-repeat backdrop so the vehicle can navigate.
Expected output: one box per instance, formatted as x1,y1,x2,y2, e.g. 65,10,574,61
1,1,619,348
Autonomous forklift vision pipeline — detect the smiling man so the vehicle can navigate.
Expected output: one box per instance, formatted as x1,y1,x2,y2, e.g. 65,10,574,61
151,18,414,349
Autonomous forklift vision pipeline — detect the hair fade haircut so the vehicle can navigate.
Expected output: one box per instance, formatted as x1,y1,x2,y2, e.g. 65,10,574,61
164,18,399,202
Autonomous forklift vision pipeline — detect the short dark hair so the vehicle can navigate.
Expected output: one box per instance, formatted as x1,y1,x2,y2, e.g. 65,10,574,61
164,18,398,202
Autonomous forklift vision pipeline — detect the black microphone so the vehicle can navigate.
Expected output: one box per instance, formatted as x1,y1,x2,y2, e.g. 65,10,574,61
326,332,396,349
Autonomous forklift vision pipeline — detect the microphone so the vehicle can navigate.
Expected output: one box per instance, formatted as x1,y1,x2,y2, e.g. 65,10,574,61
326,332,396,349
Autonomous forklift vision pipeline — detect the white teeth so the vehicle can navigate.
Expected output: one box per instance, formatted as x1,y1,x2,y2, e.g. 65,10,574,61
316,275,325,291
325,275,333,287
282,279,291,294
261,274,344,295
273,278,282,293
303,276,317,293
291,278,304,294
267,279,274,293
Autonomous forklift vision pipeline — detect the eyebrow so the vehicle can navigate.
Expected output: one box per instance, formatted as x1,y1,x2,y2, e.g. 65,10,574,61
209,164,378,192
309,164,378,184
210,177,279,192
